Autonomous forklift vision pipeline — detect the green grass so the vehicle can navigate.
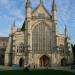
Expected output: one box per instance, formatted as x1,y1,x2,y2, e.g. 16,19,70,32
0,69,75,75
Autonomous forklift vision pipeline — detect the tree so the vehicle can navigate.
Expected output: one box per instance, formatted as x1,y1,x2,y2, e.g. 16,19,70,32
72,44,75,62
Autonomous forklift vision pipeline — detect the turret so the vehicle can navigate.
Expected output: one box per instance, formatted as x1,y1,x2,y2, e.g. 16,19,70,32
64,25,68,49
24,0,32,64
64,25,73,65
64,25,67,38
26,0,31,20
52,0,57,33
4,21,16,66
40,0,44,5
11,21,17,34
64,25,68,55
51,0,57,51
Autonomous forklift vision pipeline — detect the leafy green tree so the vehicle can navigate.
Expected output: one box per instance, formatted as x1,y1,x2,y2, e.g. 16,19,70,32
72,44,75,62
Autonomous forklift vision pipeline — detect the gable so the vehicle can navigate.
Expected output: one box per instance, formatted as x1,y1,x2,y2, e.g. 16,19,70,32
32,4,51,18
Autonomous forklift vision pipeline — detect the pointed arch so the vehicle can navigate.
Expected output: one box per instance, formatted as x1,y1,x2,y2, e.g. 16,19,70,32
32,21,51,53
39,55,50,67
19,58,24,67
61,58,67,66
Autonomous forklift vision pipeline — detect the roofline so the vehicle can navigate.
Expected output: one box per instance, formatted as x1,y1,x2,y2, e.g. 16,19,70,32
32,3,52,17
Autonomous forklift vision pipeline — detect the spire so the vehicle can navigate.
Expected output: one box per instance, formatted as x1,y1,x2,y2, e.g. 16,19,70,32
13,20,16,27
52,0,57,11
52,0,57,33
40,0,44,5
11,20,17,33
11,20,16,30
64,25,69,55
52,0,57,21
26,0,31,8
26,0,31,19
64,25,67,37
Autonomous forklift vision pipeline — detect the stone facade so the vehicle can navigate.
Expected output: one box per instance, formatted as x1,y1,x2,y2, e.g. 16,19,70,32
0,37,8,65
4,0,73,67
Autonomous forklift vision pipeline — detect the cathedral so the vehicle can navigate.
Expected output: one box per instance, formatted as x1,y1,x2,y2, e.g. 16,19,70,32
4,0,73,67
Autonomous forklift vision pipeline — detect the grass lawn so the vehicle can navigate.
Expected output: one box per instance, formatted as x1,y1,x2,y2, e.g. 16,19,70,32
0,69,75,75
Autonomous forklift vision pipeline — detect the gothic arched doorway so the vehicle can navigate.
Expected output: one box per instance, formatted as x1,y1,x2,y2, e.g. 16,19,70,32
39,55,50,67
0,54,4,65
61,58,67,66
19,58,24,67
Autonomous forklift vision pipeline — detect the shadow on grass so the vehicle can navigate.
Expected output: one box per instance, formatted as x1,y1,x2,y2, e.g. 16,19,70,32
0,69,75,75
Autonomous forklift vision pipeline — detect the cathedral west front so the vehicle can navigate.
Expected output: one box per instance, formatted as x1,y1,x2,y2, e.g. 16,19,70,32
4,0,73,68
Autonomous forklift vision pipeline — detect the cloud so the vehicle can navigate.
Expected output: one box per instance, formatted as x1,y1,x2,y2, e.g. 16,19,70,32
11,9,24,19
0,0,24,23
0,0,75,44
0,0,10,5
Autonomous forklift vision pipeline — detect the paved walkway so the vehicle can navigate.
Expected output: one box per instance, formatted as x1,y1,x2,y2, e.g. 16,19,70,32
36,66,75,73
0,65,75,73
0,65,13,71
50,67,75,73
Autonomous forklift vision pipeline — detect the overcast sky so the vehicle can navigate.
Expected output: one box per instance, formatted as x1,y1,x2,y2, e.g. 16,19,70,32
0,0,75,44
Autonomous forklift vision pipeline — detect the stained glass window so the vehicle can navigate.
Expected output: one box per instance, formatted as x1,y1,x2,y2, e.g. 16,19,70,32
32,22,50,53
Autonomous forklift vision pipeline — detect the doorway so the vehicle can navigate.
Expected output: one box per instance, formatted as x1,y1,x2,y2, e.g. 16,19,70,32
61,58,67,66
19,58,24,67
39,55,50,67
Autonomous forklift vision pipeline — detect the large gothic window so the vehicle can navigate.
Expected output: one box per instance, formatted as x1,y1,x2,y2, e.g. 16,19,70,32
32,22,50,53
17,43,24,53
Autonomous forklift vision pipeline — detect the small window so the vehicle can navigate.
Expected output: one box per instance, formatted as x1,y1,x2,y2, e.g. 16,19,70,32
17,49,18,52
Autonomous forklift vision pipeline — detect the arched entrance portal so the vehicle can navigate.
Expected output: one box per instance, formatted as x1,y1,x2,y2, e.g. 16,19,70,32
19,58,24,67
61,58,67,66
39,55,50,67
0,54,4,65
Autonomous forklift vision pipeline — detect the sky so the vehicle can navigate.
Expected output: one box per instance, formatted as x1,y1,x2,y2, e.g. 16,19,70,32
0,0,75,44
